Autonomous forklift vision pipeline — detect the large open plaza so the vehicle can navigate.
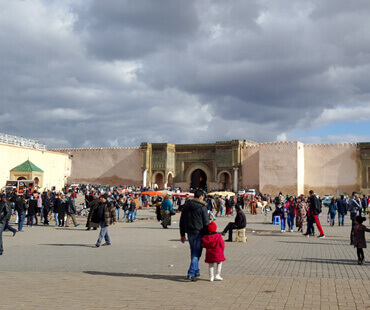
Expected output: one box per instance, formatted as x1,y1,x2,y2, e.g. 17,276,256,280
2,1,370,309
1,201,369,310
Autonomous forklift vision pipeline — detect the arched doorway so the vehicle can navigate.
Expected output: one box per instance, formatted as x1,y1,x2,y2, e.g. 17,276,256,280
219,172,231,191
167,173,173,189
17,177,26,180
191,169,207,191
154,173,164,190
34,177,39,185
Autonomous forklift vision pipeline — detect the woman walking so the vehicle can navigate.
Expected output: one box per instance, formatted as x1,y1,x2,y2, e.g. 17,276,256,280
286,196,296,232
328,198,337,227
296,197,307,232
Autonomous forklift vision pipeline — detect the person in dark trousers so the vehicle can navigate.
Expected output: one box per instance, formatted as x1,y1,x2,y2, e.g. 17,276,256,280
337,195,348,226
127,197,136,223
221,205,247,241
86,194,100,230
349,192,362,245
180,190,209,282
154,197,163,222
352,215,370,265
0,196,11,255
15,195,27,231
304,203,316,237
65,196,79,227
57,195,68,227
42,192,51,225
90,193,116,247
1,197,17,236
27,194,38,227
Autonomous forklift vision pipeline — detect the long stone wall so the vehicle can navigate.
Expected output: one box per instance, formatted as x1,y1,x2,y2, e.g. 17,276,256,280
241,145,260,191
243,142,301,196
242,142,359,196
46,140,361,195
50,147,142,186
0,143,70,191
304,143,358,196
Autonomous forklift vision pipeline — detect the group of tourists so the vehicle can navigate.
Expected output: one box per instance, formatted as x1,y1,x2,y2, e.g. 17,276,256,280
1,184,370,272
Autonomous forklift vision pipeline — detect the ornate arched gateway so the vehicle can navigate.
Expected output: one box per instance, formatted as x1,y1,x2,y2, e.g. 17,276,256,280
191,169,207,190
141,141,244,191
218,171,231,191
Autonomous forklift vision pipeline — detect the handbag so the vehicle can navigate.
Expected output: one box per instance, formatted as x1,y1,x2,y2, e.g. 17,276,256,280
169,209,176,216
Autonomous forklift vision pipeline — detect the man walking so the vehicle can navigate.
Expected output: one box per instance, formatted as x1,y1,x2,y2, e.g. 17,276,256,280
15,195,27,231
90,194,116,247
0,195,11,255
65,195,79,227
180,189,209,281
337,195,348,226
308,190,325,238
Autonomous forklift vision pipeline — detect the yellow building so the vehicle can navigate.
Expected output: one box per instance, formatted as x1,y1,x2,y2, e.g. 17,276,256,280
0,134,71,191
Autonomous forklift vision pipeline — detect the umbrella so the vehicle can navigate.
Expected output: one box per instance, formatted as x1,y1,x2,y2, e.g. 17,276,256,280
159,190,175,196
140,191,166,197
209,191,236,197
172,192,194,198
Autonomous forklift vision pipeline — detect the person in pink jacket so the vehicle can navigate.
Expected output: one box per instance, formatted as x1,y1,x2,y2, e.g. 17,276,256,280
202,221,226,282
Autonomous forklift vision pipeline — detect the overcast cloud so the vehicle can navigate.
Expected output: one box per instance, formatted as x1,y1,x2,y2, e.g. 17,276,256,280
1,0,370,148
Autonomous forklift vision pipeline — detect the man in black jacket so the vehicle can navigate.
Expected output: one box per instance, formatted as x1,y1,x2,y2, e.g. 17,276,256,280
42,192,51,226
0,196,11,255
15,195,27,231
337,195,348,226
65,195,79,227
308,190,325,238
221,205,247,241
180,189,209,281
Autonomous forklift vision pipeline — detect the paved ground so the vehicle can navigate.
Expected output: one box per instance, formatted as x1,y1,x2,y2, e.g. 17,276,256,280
1,205,369,309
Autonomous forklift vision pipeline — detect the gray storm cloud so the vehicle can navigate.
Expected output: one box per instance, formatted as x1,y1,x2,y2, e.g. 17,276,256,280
0,0,370,147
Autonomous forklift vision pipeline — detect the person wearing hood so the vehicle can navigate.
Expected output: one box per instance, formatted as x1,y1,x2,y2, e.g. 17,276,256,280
202,221,225,282
180,189,209,281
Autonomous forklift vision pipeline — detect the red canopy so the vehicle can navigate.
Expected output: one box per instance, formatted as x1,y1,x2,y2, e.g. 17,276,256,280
140,191,166,197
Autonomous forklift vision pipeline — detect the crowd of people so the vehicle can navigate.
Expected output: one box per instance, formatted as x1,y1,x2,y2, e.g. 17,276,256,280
1,184,370,270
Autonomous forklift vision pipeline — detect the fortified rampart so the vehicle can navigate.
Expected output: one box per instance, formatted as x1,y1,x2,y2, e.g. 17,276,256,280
46,140,366,196
50,147,142,186
304,143,358,196
242,142,359,196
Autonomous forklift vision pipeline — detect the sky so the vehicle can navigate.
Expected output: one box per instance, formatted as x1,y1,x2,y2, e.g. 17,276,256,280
1,0,370,148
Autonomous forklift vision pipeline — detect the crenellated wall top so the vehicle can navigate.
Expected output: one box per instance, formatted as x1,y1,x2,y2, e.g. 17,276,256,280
243,141,358,149
48,147,140,152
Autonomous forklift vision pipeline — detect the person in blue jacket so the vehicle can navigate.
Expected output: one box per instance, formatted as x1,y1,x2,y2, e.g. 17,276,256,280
161,195,173,229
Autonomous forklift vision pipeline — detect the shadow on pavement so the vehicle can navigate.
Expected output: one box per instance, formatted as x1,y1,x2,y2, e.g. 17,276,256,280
279,258,358,265
39,243,96,248
277,240,347,245
83,271,205,282
121,226,168,230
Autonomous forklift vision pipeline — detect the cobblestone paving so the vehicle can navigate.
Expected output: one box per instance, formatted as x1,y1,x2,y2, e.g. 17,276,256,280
1,209,369,309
